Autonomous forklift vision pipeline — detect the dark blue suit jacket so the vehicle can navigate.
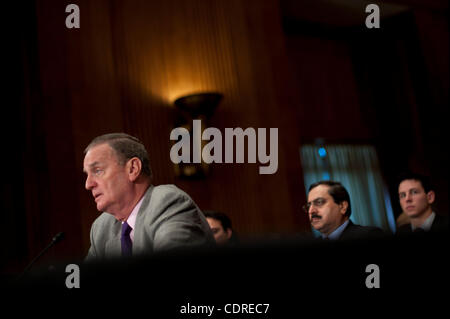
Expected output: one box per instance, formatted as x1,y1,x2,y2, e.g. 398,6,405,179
397,213,448,234
338,220,385,240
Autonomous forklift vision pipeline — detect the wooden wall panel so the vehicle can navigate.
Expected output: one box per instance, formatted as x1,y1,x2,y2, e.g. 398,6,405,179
27,0,309,261
286,35,370,141
6,0,447,271
104,0,308,237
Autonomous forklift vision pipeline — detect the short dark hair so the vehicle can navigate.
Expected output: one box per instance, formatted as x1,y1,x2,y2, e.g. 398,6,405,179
308,180,352,217
84,133,152,178
397,172,433,193
204,211,232,231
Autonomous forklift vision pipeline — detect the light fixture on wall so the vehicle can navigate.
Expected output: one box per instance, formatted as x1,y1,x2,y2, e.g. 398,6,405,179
173,92,223,179
174,92,222,119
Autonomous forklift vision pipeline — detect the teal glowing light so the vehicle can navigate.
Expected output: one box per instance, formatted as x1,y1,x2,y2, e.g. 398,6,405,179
318,147,327,157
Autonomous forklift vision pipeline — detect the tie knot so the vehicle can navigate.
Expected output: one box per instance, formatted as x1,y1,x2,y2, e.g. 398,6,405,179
121,221,132,237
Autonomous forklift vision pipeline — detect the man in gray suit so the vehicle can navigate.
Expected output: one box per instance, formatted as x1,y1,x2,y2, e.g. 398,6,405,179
83,133,214,261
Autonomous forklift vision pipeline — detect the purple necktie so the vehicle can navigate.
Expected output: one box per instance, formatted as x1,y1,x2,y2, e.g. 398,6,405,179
121,221,132,257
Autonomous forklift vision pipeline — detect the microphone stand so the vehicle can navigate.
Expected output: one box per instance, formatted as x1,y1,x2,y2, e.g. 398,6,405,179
17,232,65,281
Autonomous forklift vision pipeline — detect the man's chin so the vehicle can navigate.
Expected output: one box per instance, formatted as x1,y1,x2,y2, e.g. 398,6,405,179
310,219,322,228
405,210,421,218
311,223,323,233
96,202,107,212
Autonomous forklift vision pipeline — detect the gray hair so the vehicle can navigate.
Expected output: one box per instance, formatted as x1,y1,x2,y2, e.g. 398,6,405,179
84,133,152,178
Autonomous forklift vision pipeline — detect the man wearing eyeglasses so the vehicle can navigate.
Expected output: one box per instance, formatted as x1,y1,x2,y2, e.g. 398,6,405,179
304,181,383,241
396,172,447,234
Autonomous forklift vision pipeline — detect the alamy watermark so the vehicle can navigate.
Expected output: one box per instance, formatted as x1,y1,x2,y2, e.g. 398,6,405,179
365,263,380,289
365,4,380,29
170,120,278,174
65,4,80,29
65,264,80,288
64,4,380,30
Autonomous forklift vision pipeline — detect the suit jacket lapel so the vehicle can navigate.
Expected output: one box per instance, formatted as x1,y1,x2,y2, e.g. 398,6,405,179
133,185,154,255
105,220,122,258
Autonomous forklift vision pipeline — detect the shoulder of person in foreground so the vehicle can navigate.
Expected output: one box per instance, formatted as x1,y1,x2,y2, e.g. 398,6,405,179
139,184,215,252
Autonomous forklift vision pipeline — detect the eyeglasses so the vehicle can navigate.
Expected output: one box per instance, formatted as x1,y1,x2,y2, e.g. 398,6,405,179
302,197,327,213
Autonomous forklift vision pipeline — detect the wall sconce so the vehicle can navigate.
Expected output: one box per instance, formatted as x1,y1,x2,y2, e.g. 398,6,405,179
173,92,223,179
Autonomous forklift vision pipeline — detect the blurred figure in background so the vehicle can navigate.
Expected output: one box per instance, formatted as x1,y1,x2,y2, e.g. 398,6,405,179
204,211,238,245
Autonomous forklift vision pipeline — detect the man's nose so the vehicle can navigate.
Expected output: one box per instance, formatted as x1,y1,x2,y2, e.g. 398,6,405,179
405,193,413,202
85,174,95,190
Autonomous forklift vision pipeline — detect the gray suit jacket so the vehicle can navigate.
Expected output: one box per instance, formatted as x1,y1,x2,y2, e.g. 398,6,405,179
85,184,214,261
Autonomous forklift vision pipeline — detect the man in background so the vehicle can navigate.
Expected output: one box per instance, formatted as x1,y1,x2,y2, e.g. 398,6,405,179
396,172,448,233
305,180,383,241
204,211,238,245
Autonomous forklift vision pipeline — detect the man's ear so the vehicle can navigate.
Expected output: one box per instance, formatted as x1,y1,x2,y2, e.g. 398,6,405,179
226,228,233,240
127,157,142,182
339,201,349,216
426,190,435,205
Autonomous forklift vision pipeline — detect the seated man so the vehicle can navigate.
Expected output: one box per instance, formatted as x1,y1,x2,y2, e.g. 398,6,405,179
204,211,238,245
396,172,448,234
83,133,214,261
304,181,383,241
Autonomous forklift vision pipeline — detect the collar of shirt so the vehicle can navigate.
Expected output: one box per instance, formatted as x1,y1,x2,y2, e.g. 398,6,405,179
411,211,435,232
122,195,145,242
322,219,350,241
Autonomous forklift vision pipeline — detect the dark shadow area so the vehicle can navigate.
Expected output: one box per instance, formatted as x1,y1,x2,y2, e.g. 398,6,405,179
4,232,448,317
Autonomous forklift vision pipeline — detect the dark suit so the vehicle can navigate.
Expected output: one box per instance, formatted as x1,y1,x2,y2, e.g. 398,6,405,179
338,220,384,240
396,213,448,234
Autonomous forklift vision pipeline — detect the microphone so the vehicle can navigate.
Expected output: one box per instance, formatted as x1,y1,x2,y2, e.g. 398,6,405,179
17,232,65,280
51,232,65,244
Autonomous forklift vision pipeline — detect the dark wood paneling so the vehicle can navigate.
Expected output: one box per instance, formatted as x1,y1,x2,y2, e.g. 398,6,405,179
4,0,447,273
13,0,309,268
